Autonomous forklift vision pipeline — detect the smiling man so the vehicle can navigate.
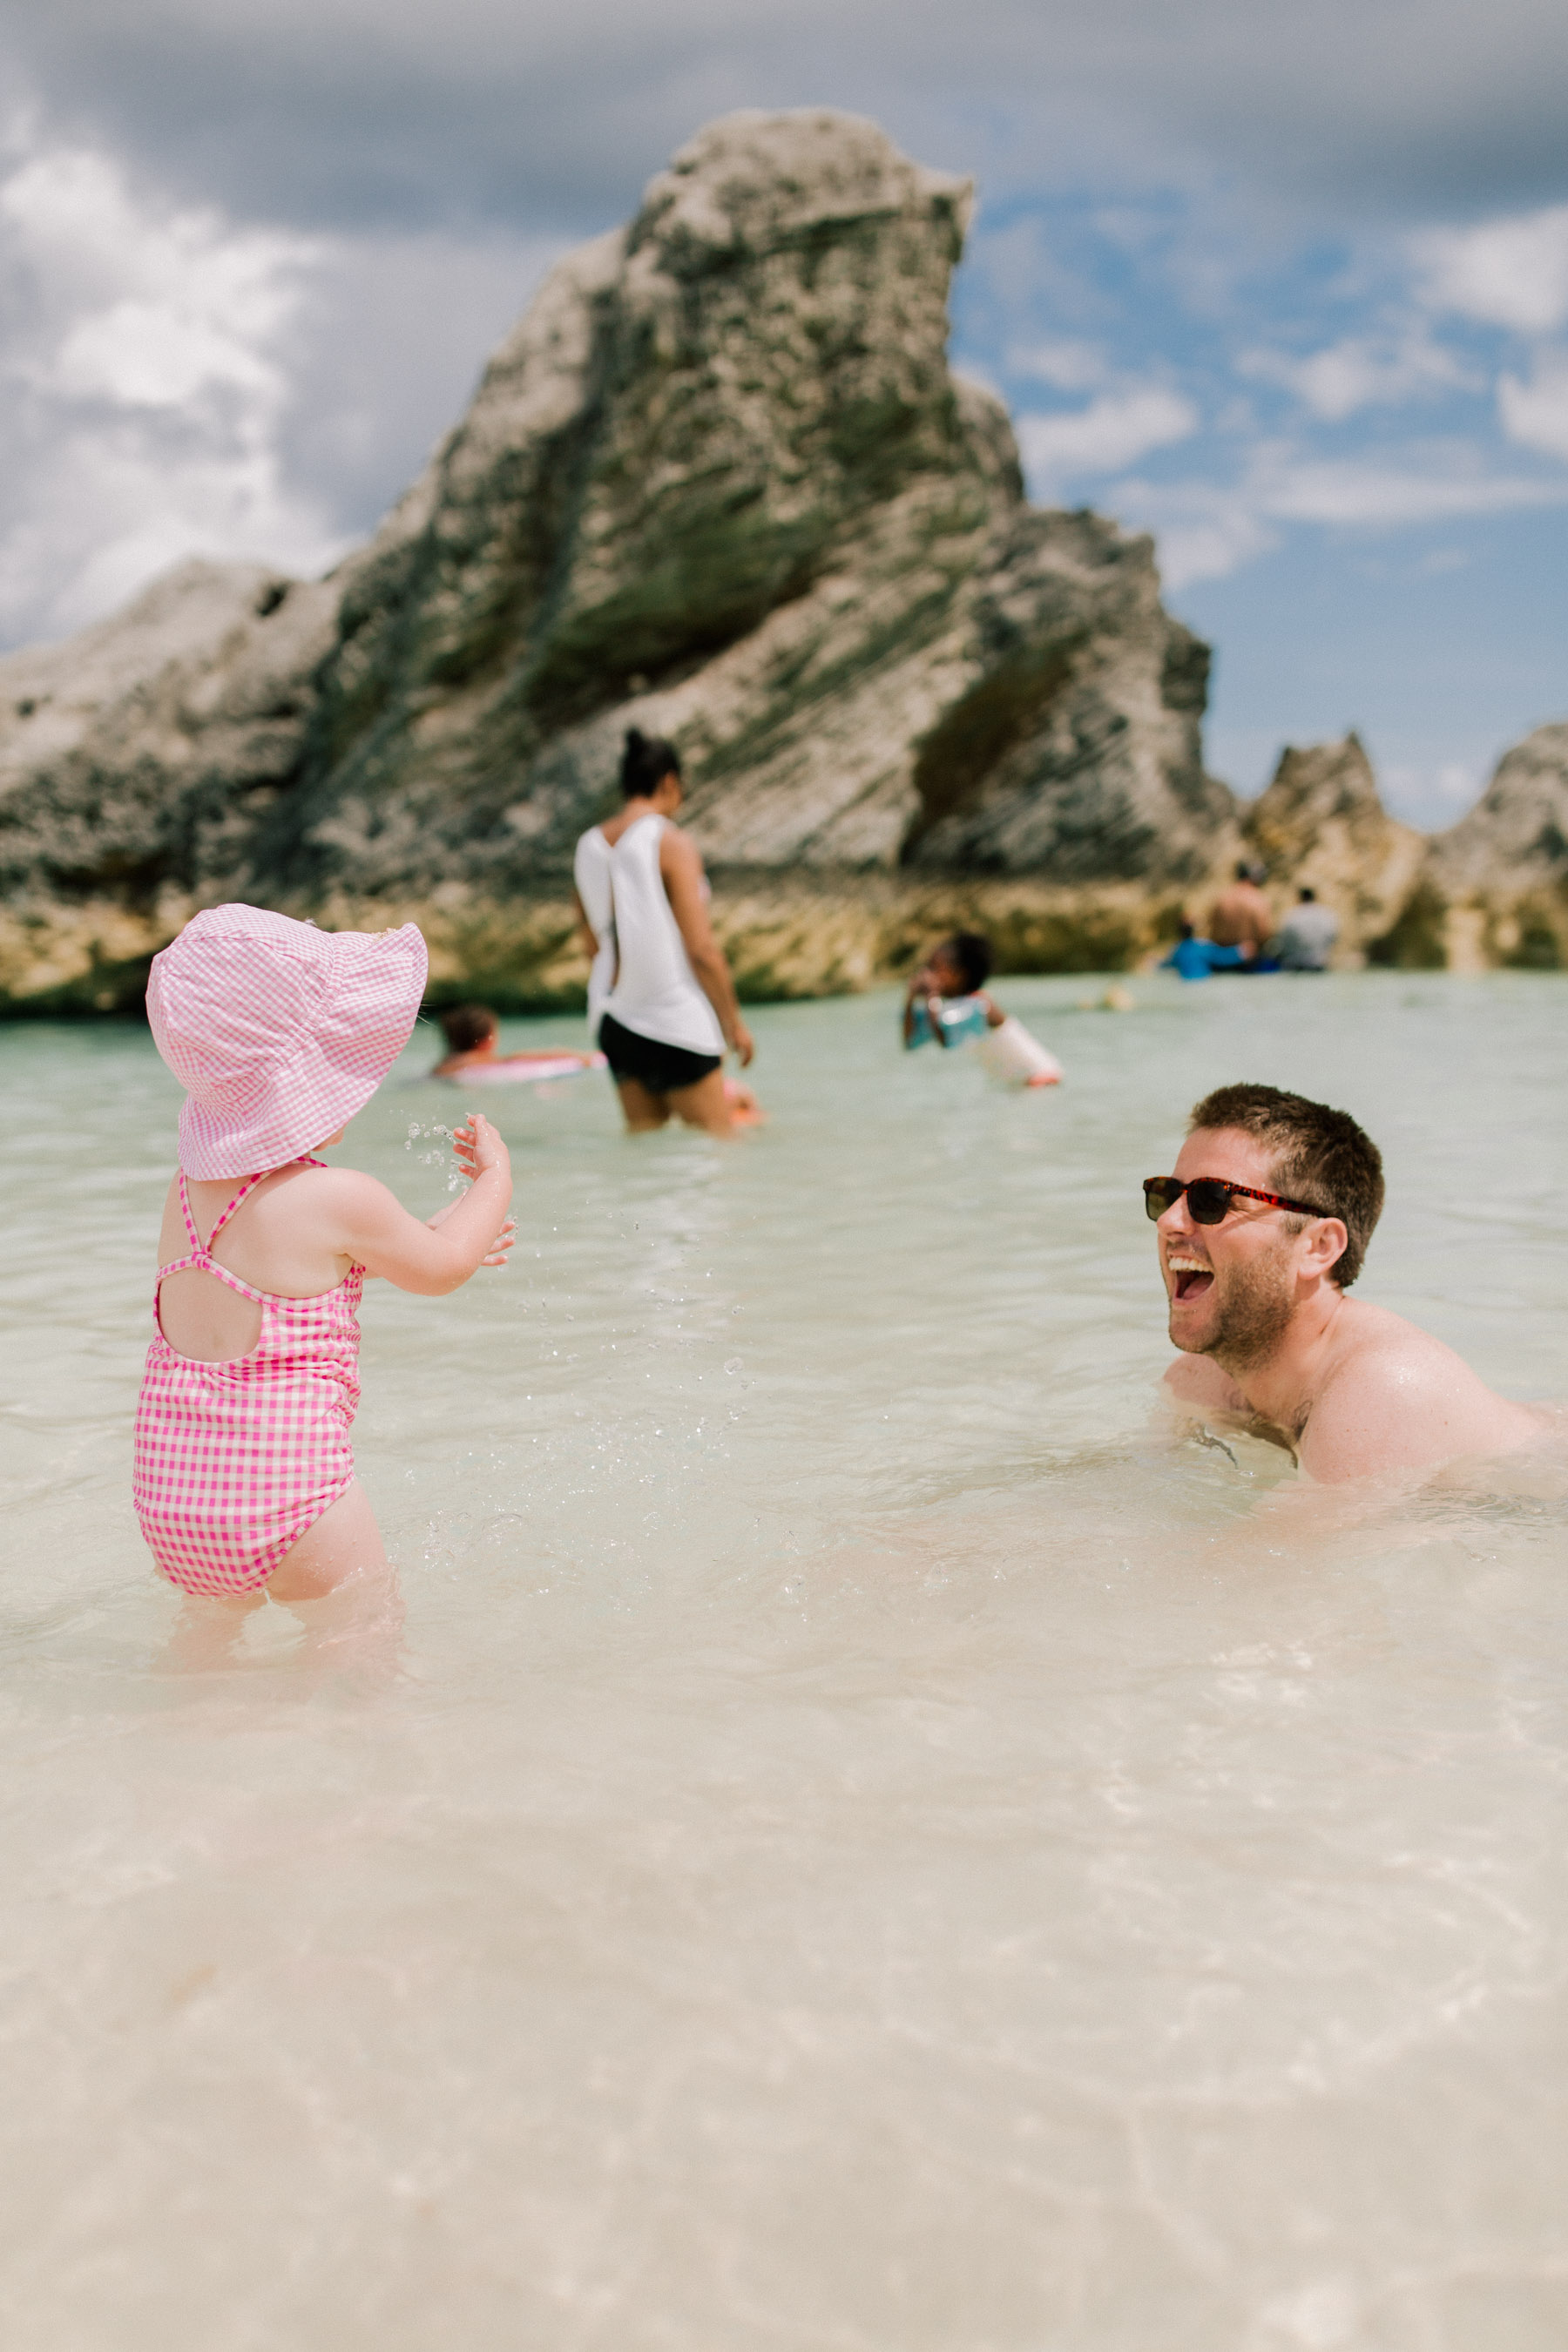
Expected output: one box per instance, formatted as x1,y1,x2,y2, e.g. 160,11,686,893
1151,1082,1543,1482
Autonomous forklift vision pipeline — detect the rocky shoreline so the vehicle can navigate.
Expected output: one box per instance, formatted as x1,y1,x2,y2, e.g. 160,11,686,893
2,108,1566,1015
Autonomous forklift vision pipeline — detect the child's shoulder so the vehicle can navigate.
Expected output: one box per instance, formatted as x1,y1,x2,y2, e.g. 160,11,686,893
269,1160,396,1215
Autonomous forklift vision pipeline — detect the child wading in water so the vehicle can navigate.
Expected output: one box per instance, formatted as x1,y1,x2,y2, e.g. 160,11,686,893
902,931,1064,1087
902,931,1007,1051
135,905,516,1620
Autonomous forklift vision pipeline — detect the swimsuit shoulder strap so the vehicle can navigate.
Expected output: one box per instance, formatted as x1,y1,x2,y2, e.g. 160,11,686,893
206,1155,325,1248
176,1170,202,1252
203,1170,269,1250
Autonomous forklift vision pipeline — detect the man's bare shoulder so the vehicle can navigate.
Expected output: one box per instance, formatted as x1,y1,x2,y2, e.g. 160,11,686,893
1302,1298,1543,1481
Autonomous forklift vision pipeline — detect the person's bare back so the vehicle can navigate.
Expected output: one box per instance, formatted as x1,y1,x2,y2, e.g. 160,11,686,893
1151,1085,1543,1484
1207,867,1274,950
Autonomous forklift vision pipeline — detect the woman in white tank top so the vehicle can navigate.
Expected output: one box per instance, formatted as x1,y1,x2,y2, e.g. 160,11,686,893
573,729,756,1136
571,826,617,1037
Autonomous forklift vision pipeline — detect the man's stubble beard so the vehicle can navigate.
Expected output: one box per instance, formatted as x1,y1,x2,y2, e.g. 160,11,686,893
1173,1246,1296,1375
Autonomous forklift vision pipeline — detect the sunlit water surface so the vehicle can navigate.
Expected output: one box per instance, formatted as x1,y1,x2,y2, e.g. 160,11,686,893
3,971,1568,2350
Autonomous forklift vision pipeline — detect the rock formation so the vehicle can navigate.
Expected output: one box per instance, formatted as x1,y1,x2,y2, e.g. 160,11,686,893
1239,733,1424,966
1413,723,1568,969
0,108,1233,1012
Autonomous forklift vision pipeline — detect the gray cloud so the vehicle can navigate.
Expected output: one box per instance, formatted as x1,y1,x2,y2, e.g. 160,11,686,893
3,0,1568,240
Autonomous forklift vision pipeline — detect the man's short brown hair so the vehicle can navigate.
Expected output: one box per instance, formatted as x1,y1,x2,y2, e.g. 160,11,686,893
1187,1083,1384,1288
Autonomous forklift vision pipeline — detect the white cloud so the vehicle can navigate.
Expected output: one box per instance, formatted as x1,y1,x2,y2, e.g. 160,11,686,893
1497,351,1568,459
1239,330,1471,421
1415,205,1568,335
1112,443,1568,587
1260,452,1568,527
1008,338,1106,391
1153,506,1279,589
1016,386,1198,494
0,139,347,645
1381,759,1487,826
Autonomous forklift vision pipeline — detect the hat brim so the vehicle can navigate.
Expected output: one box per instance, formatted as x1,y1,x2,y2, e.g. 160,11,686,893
175,923,429,1178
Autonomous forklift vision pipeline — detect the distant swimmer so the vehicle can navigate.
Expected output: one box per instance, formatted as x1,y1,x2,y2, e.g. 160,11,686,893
902,932,1063,1084
1273,887,1340,972
431,1003,604,1084
1207,862,1274,952
578,727,758,1137
1148,1082,1544,1483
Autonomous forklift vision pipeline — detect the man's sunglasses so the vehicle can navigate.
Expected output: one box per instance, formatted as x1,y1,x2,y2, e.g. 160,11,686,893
1143,1176,1328,1225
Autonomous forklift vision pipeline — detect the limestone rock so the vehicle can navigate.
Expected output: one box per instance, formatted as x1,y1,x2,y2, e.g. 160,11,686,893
1407,722,1568,968
1240,733,1424,965
0,560,338,1007
0,108,1231,1010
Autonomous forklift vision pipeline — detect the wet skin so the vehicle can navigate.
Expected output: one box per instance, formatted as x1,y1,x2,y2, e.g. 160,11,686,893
1158,1125,1543,1484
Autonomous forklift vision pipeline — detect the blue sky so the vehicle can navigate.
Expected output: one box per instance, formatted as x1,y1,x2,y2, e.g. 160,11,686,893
953,187,1568,817
1,0,1565,828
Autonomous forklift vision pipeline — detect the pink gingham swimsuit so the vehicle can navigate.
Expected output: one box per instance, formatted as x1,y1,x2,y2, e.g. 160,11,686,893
133,1160,363,1596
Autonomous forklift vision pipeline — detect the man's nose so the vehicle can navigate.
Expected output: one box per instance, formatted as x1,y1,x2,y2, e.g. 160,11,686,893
1158,1191,1193,1235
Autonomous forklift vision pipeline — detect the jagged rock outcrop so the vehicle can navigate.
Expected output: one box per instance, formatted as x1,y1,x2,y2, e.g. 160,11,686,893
1409,722,1568,969
0,563,338,1006
1239,733,1424,966
0,108,1233,1011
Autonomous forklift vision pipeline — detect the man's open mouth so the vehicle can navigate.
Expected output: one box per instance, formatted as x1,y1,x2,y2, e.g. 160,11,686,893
1167,1254,1214,1302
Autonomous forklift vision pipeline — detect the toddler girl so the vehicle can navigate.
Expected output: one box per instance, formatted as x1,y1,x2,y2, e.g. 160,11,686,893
134,903,516,1610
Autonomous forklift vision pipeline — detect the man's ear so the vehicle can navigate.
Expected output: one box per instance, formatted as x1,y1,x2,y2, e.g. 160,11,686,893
1303,1217,1348,1280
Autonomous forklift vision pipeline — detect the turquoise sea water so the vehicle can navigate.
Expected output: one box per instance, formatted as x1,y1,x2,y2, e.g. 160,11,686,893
3,970,1567,2349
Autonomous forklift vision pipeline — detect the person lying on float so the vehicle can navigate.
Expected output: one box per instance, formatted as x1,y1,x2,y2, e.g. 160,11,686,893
431,1003,602,1083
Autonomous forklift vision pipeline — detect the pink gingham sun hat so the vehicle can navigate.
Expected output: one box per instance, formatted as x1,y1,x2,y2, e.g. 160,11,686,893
147,904,429,1179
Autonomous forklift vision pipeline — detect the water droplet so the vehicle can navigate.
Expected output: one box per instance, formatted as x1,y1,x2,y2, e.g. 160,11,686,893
725,1357,742,1375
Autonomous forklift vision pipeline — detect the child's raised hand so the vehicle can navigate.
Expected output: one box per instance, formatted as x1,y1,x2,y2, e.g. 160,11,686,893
452,1112,510,1183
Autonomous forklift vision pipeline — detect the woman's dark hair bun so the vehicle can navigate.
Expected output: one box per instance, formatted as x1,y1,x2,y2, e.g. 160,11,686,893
619,726,682,801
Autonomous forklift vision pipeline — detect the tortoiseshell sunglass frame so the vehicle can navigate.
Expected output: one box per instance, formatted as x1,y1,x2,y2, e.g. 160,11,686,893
1142,1177,1329,1225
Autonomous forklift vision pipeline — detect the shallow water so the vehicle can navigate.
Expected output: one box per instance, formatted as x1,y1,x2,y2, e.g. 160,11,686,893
3,970,1568,2350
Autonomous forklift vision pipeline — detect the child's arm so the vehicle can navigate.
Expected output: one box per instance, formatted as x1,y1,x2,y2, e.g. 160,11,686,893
424,1196,517,1261
334,1115,515,1295
979,991,1006,1028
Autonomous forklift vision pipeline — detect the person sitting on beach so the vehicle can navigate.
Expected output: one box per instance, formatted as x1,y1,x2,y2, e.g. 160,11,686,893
430,1003,599,1081
902,932,1006,1048
1149,1082,1543,1483
1273,888,1340,973
1207,861,1274,952
1160,921,1251,981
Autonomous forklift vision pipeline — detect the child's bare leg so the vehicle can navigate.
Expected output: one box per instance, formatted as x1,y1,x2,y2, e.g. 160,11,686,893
266,1480,389,1602
668,1070,735,1136
616,1077,672,1132
158,1588,263,1671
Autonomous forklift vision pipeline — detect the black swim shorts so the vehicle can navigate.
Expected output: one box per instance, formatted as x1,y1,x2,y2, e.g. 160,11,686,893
598,1012,721,1094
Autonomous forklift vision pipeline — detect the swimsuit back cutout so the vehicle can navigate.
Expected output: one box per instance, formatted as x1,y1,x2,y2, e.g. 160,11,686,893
600,813,724,1058
134,1156,366,1597
157,1166,277,1309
